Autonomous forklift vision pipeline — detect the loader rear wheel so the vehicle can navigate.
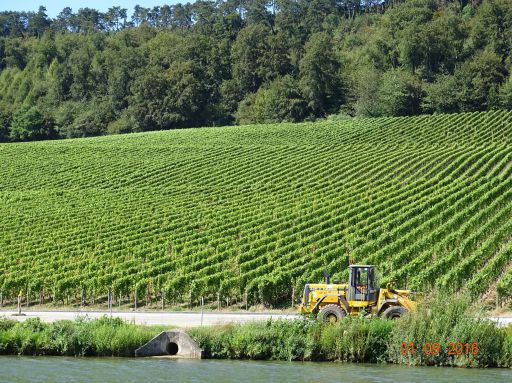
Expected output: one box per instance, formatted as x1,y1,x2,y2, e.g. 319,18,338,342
319,304,346,324
382,306,407,320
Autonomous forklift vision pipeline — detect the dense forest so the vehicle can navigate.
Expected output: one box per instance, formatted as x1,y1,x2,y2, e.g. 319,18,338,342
0,0,511,141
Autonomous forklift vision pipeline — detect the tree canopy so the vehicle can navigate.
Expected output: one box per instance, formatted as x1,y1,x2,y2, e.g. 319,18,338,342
0,0,511,142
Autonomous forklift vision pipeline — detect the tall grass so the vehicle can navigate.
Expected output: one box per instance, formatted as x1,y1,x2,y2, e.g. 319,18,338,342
1,294,511,367
0,316,157,356
190,293,512,367
188,317,393,362
501,325,512,366
387,292,508,367
318,317,392,363
189,319,322,360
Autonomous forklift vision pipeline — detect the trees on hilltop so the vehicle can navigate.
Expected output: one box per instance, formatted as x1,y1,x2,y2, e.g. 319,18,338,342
0,0,511,141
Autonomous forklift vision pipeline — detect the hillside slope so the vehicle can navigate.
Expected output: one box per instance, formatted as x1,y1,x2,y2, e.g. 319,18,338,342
1,111,512,306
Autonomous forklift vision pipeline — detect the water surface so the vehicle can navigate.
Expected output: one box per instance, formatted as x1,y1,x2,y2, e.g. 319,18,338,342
0,356,510,383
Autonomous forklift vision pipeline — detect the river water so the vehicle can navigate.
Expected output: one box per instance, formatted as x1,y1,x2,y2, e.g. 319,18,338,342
0,356,510,383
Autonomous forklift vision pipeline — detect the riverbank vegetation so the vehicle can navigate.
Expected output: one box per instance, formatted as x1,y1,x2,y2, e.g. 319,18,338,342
189,294,512,367
0,316,158,356
1,295,508,367
1,0,512,141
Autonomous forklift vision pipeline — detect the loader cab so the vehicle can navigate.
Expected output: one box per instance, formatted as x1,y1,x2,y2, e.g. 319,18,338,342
347,265,379,303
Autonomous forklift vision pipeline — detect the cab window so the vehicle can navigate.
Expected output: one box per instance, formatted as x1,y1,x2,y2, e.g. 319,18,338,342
356,268,368,286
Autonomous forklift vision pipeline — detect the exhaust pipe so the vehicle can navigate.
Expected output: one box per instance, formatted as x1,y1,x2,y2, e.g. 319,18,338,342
322,270,331,284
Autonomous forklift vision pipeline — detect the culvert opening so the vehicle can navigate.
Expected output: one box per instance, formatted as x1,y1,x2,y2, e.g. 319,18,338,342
166,342,179,355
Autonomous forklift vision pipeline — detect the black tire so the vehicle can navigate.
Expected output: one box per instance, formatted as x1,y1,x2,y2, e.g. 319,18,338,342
318,304,346,324
382,305,407,320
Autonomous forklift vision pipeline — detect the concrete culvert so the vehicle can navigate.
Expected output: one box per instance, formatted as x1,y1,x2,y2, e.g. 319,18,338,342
135,330,203,359
166,342,179,355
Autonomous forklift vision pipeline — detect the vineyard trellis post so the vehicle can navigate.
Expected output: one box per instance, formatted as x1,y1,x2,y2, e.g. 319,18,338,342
17,292,21,315
217,292,220,310
291,287,295,308
108,289,112,315
200,296,204,326
244,291,248,310
26,287,29,308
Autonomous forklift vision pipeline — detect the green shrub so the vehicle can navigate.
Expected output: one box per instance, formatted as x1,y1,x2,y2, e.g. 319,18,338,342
499,325,512,367
46,320,79,355
319,317,392,362
8,318,49,355
190,293,512,368
190,317,391,362
0,316,156,357
387,292,506,367
0,298,509,367
0,317,16,331
189,319,322,361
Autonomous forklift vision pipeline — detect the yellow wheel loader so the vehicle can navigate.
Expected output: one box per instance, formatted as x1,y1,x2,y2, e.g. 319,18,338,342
299,265,416,322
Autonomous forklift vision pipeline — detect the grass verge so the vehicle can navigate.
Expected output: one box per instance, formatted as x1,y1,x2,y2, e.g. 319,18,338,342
0,316,160,356
189,293,512,367
1,293,511,367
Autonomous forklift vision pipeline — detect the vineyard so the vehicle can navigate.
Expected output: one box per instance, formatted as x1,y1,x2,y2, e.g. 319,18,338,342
1,111,512,307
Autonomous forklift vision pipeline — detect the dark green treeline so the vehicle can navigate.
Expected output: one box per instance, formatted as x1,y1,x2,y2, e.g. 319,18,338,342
1,0,512,142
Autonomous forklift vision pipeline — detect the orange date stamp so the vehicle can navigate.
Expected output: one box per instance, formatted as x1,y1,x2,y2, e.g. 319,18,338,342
400,342,479,356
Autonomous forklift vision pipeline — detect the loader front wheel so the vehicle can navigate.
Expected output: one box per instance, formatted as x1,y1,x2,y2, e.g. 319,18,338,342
319,304,346,324
382,306,407,320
